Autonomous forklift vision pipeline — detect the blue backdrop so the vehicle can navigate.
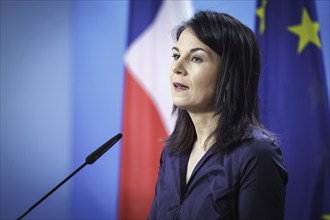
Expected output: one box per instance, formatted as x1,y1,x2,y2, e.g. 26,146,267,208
1,1,329,219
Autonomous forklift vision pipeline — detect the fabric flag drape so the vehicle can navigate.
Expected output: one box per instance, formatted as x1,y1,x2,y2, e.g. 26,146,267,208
255,0,330,219
119,1,192,219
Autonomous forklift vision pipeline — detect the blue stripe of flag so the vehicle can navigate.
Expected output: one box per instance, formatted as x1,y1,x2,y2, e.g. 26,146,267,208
127,0,163,47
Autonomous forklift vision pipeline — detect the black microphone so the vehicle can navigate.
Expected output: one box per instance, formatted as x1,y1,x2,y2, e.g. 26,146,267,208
17,133,123,220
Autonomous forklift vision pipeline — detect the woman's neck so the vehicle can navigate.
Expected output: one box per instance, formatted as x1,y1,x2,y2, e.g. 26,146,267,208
188,111,219,150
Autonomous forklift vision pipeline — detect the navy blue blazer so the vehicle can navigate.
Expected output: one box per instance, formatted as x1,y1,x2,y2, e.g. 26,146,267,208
149,130,288,220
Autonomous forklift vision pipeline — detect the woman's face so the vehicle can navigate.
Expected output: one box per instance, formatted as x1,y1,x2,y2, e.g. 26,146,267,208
170,28,220,113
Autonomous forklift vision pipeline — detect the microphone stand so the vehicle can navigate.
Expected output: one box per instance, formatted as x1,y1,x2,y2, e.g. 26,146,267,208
17,162,87,220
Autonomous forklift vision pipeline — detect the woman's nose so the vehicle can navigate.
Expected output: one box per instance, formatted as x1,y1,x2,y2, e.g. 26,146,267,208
172,59,186,75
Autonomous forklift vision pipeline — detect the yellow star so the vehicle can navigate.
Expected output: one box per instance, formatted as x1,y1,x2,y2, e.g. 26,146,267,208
256,0,267,35
322,214,330,220
287,7,322,54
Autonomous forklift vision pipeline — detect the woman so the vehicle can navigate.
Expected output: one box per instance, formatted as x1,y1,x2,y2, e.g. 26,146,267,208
149,11,288,220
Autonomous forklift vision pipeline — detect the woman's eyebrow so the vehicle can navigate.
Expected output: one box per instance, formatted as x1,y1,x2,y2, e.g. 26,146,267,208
172,46,179,52
190,47,207,53
172,46,207,53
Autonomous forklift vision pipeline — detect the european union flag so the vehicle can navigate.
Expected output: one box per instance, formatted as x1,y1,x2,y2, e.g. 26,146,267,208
256,0,330,219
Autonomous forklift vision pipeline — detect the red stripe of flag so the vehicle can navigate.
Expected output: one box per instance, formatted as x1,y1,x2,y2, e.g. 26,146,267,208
119,68,167,219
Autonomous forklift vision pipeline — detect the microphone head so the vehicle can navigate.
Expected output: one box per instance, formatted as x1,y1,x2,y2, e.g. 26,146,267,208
85,133,122,164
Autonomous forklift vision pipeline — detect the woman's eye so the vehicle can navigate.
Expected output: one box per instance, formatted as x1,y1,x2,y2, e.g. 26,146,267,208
172,54,180,60
192,56,203,63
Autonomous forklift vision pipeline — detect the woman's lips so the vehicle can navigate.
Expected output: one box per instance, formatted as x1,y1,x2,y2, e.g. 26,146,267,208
173,82,189,91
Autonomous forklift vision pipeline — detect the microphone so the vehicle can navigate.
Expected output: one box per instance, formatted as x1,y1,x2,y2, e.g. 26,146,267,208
17,133,123,220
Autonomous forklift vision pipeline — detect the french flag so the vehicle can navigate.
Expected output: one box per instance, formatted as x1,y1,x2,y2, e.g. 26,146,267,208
119,1,192,219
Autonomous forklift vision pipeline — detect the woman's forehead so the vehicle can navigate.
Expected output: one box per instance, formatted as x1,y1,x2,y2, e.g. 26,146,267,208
175,29,207,50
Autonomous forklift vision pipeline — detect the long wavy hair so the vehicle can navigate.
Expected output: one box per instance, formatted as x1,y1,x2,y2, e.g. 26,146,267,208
166,11,267,154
